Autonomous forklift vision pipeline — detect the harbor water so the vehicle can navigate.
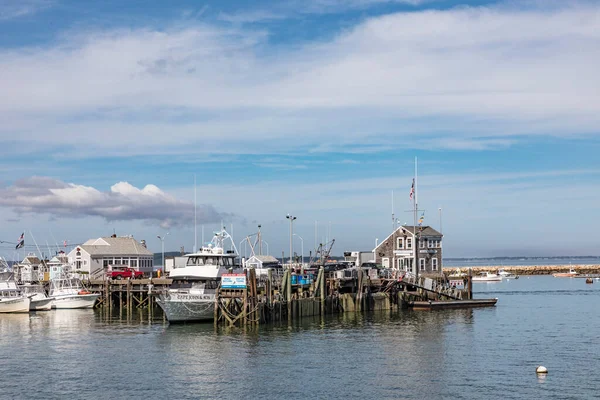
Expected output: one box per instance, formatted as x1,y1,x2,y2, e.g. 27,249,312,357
1,276,599,399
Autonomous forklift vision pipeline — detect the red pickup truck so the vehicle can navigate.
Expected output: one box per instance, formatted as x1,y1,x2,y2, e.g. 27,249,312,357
108,267,145,280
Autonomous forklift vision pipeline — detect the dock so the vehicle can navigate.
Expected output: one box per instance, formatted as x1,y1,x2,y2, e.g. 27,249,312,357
83,268,496,325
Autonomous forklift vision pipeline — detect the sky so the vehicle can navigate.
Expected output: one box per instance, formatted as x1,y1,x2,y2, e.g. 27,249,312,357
0,0,599,260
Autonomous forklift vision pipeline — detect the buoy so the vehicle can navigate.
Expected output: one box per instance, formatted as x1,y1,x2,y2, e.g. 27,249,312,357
536,366,548,374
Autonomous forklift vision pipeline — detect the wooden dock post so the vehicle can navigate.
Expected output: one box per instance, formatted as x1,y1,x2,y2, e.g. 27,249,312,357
467,268,473,300
318,267,325,316
286,268,292,322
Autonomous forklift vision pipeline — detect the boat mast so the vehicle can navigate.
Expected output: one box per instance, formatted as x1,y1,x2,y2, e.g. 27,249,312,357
194,174,197,253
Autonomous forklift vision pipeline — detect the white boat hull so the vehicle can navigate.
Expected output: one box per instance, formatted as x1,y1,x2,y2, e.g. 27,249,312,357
472,277,502,282
30,297,54,311
157,295,215,323
52,294,99,309
0,297,31,313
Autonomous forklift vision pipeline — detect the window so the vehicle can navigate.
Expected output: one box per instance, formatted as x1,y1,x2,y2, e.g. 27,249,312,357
76,261,82,269
131,259,137,268
432,258,438,271
437,240,441,248
76,251,81,257
406,238,412,249
103,259,110,267
397,237,404,249
420,239,425,249
419,258,425,271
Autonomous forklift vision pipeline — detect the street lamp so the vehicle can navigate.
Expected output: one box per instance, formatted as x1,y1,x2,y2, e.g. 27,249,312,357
157,232,169,276
286,214,297,266
293,234,304,266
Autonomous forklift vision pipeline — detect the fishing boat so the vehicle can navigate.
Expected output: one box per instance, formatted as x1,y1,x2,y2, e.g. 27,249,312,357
49,276,99,309
552,268,578,278
472,271,502,282
0,281,31,313
157,228,242,323
498,269,517,279
21,283,54,311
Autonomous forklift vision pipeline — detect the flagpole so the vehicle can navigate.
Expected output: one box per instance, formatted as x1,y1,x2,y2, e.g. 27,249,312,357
391,190,395,232
414,157,419,279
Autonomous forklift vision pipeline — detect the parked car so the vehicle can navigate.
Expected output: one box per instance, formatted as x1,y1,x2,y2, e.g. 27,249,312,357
108,267,144,280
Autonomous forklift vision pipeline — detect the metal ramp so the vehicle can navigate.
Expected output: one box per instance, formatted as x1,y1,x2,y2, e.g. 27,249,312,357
400,272,463,300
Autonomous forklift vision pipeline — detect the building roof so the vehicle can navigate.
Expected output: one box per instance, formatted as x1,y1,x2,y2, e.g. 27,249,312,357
247,255,280,263
374,225,442,251
79,236,153,256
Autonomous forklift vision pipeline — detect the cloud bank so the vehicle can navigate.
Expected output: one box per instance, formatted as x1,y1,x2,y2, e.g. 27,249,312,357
0,177,225,228
1,3,599,157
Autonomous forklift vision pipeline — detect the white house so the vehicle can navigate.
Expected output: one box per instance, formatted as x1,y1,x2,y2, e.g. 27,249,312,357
67,235,154,277
244,255,282,275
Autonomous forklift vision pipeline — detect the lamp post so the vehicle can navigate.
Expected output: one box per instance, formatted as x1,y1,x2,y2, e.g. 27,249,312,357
374,238,378,264
438,207,443,234
156,232,169,276
286,214,296,266
293,234,304,266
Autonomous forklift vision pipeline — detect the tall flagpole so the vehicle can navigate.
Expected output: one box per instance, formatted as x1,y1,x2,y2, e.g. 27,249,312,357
414,157,419,278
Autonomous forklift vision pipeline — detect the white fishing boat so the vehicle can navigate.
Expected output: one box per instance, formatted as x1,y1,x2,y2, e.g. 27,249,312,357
157,228,242,323
472,271,502,282
21,283,54,311
498,269,517,279
553,268,578,278
0,281,31,313
49,276,99,309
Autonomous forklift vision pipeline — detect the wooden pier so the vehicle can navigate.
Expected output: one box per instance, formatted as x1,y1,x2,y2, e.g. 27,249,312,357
84,268,495,325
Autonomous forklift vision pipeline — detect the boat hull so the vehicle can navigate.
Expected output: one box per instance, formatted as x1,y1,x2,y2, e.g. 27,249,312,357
30,297,54,311
157,297,215,323
472,277,502,282
552,273,578,278
0,297,31,313
52,294,99,309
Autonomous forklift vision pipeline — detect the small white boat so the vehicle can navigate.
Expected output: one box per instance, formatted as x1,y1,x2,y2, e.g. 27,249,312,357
49,277,99,309
0,281,31,313
472,271,502,282
21,284,54,311
498,269,516,279
553,268,578,278
448,268,466,278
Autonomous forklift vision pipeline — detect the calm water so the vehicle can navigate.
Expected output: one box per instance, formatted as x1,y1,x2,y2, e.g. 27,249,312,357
444,257,600,267
1,276,599,399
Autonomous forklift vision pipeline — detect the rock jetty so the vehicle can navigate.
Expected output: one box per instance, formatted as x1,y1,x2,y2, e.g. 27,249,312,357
443,265,600,276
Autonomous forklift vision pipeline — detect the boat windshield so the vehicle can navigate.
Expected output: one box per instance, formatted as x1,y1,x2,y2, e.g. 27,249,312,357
186,256,235,267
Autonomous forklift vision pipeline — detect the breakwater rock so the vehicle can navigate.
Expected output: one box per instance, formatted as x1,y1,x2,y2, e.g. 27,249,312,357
443,265,600,276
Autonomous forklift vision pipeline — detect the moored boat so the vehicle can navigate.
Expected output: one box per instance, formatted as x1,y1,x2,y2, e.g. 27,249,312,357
157,228,242,323
0,281,31,313
552,268,578,278
49,277,99,309
472,271,502,282
21,284,54,311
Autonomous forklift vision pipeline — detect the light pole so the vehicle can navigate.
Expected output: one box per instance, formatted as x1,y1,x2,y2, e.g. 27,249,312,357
286,214,296,266
438,207,443,234
374,238,378,264
293,234,303,266
157,232,169,276
262,240,269,255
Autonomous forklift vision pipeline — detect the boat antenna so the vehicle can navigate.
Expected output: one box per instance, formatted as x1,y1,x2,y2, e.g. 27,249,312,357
29,231,44,261
194,174,197,253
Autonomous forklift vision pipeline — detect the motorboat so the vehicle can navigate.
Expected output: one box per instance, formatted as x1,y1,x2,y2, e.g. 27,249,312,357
472,271,502,282
448,268,466,278
49,276,99,309
21,283,54,311
157,228,242,323
0,281,31,313
552,268,578,278
498,269,517,279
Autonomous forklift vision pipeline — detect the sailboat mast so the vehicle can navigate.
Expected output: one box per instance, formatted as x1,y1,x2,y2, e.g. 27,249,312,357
414,157,418,278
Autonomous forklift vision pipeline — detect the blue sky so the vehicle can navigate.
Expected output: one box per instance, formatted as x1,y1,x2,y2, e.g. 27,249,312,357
1,0,599,260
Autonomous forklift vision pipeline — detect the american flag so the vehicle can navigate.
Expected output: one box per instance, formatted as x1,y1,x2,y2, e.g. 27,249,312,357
15,232,24,249
409,179,415,200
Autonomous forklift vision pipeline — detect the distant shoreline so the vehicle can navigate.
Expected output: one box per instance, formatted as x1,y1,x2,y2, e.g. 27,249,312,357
444,264,600,275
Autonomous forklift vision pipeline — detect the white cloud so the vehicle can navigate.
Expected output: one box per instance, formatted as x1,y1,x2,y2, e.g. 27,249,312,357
0,0,52,20
1,3,599,157
0,177,228,228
